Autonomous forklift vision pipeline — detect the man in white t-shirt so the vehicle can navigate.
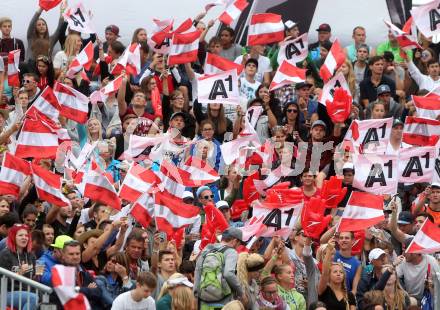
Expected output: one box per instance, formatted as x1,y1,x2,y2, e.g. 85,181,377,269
234,45,272,84
111,271,157,310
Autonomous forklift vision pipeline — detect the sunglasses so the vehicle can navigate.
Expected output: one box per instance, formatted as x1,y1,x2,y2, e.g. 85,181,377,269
22,79,33,84
37,55,49,62
287,109,298,113
202,195,214,199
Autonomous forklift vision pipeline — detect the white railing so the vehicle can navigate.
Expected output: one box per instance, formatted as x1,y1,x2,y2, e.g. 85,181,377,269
0,267,55,310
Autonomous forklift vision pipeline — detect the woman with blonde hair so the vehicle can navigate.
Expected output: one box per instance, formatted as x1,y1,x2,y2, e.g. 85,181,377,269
318,238,356,310
237,252,266,309
273,264,306,310
53,33,83,77
374,265,410,310
156,273,195,310
336,59,357,102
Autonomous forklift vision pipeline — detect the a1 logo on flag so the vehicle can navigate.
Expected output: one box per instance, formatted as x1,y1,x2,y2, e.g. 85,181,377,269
63,3,96,34
397,146,436,183
277,33,308,65
198,69,240,105
319,72,351,105
352,153,398,195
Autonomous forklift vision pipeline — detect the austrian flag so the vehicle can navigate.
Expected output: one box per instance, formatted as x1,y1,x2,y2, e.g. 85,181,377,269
0,153,31,198
319,39,345,82
54,82,89,124
406,219,440,254
219,0,249,25
338,192,384,232
247,13,284,46
7,50,20,87
269,60,306,91
31,163,70,207
402,116,440,146
168,21,200,66
204,53,243,75
66,41,94,78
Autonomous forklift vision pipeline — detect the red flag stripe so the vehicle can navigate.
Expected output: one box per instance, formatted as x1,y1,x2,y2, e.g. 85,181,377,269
204,53,244,75
155,190,200,219
412,94,440,110
346,192,384,210
406,219,440,254
247,13,284,46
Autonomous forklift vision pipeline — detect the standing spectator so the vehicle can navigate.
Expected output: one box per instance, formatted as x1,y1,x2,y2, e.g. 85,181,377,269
365,85,402,119
257,276,289,310
236,252,265,309
412,182,440,224
38,234,72,286
151,249,177,300
376,27,413,63
156,273,195,310
407,58,440,95
0,17,25,61
237,58,260,101
52,33,83,78
318,238,356,310
124,230,150,280
94,25,120,59
344,26,374,62
219,27,242,61
309,23,332,62
235,45,272,84
111,271,157,310
273,264,307,310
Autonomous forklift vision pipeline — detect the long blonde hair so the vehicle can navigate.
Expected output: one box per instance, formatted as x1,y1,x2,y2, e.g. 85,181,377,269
330,262,350,310
170,285,194,310
237,253,265,290
342,59,356,98
157,272,184,300
64,34,81,59
382,268,407,310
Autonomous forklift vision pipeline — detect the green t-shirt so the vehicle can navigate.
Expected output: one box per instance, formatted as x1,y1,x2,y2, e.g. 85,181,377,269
277,285,306,310
376,41,413,63
156,293,172,310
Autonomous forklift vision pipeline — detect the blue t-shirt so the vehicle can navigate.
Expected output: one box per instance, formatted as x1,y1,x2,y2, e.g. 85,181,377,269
333,250,360,292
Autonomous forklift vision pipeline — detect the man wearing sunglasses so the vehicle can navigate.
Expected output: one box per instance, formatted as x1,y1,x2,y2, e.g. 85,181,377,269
21,73,39,104
196,185,215,207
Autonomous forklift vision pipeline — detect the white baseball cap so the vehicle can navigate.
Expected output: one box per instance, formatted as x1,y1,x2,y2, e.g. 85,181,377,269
285,20,298,29
183,191,194,199
167,276,194,288
215,200,229,210
368,248,386,261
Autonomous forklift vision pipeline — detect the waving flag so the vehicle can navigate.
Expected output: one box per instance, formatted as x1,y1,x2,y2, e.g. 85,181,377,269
247,13,284,46
148,19,174,54
319,39,345,82
15,109,60,159
277,33,309,65
168,20,200,66
52,265,91,310
54,82,89,124
412,94,440,120
344,118,393,154
63,3,95,34
406,219,440,254
7,50,20,87
338,192,384,232
28,86,61,121
119,163,160,202
403,116,440,146
269,60,306,91
198,69,240,105
130,192,154,228
204,53,243,75
111,43,141,76
384,20,421,52
154,190,200,236
219,0,249,25
253,164,293,195
102,75,124,95
32,163,70,207
66,42,94,78
83,167,121,210
0,153,31,197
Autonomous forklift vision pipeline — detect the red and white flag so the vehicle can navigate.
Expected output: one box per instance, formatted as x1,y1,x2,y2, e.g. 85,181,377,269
15,109,60,159
111,43,141,76
410,0,440,38
403,116,440,146
319,39,346,82
198,69,240,104
168,21,200,66
51,265,91,310
204,53,243,75
219,0,249,25
0,153,31,197
32,163,70,207
344,117,393,154
245,199,303,239
384,20,421,51
7,50,20,87
154,190,200,235
318,71,351,105
398,146,436,183
148,19,174,54
102,75,124,95
130,192,154,228
412,94,440,120
338,192,384,232
28,86,61,121
352,153,398,195
253,164,293,195
126,133,170,159
181,156,220,184
247,13,284,46
54,82,89,124
277,33,309,65
269,60,306,91
406,219,440,254
66,41,94,78
119,163,160,202
83,167,121,210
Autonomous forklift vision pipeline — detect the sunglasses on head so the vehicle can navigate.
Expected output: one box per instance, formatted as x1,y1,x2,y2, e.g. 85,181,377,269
202,194,214,199
37,55,49,63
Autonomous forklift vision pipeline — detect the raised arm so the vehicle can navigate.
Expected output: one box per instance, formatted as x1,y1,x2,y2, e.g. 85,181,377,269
389,200,407,244
318,238,335,295
117,75,129,117
27,8,42,41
